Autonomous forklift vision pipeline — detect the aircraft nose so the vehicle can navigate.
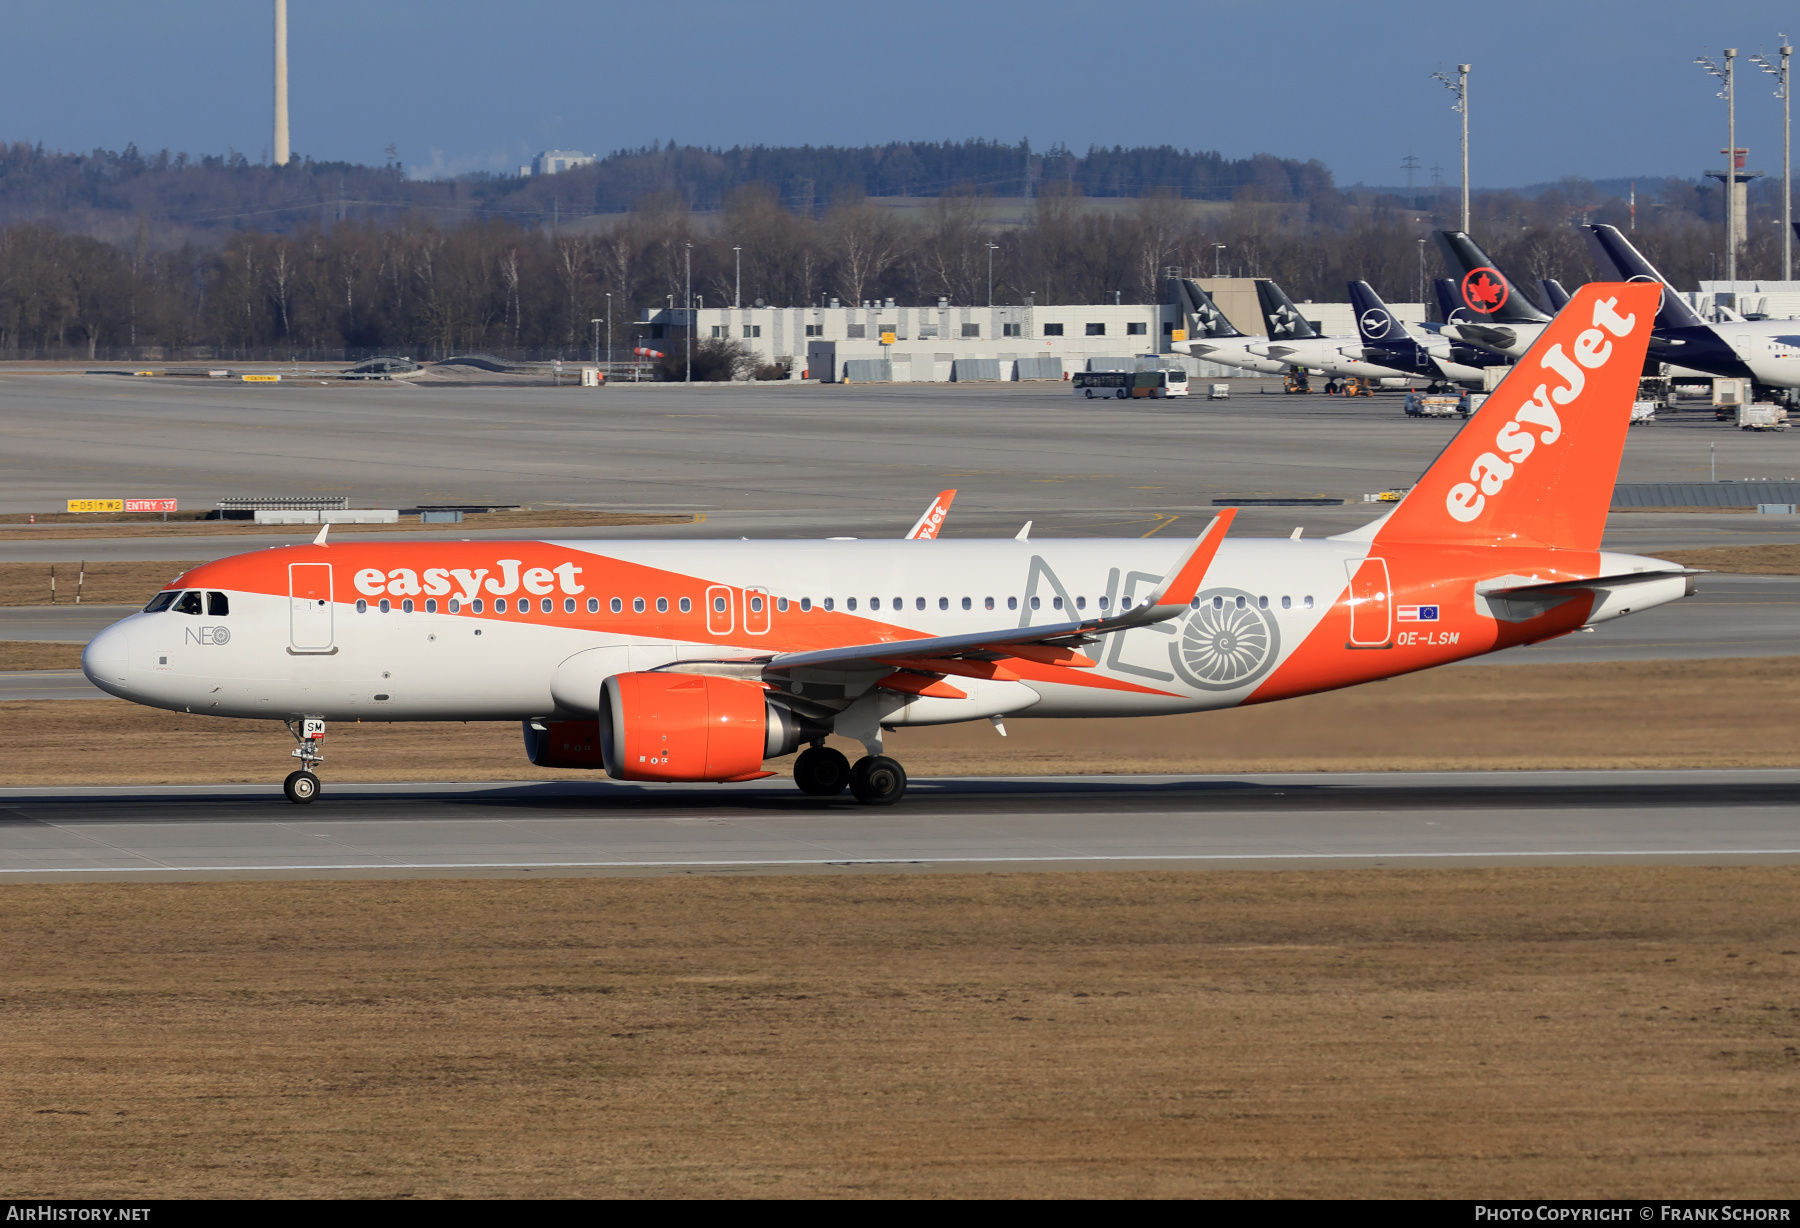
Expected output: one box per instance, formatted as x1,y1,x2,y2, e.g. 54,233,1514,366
81,622,131,697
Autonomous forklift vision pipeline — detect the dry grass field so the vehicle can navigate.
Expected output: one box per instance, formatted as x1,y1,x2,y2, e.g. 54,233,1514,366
1662,543,1800,575
0,561,201,607
0,642,83,670
1,868,1796,1198
4,656,1800,786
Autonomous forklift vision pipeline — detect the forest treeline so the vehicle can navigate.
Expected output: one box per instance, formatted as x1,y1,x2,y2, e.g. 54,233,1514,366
0,139,1335,241
0,175,1783,362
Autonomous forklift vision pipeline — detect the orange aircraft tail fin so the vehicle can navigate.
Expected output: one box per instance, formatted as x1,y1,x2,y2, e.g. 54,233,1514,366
1374,282,1658,551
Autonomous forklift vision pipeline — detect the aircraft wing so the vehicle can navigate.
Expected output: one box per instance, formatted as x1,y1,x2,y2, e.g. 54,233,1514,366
904,489,956,540
762,510,1235,674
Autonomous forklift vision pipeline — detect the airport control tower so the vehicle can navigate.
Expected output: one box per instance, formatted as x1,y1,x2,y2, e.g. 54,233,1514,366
1706,147,1763,254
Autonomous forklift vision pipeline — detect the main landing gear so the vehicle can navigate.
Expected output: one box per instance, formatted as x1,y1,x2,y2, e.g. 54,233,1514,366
282,716,327,805
793,744,908,805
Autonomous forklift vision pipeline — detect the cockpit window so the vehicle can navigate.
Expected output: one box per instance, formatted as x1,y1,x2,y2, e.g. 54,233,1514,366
207,592,229,616
173,591,203,615
143,591,179,613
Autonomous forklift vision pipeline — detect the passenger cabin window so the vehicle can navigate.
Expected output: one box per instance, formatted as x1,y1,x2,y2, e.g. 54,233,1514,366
207,592,229,616
144,591,178,613
174,591,202,615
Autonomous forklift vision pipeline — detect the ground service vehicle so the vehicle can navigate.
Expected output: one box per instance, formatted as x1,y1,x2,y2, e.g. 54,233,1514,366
1406,393,1466,418
86,284,1692,808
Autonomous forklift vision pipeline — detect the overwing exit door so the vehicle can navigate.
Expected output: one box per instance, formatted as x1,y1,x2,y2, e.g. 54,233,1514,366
289,563,334,651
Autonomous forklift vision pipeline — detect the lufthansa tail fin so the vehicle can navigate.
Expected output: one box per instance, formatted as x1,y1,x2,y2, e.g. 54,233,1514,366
1255,280,1320,339
1583,224,1708,331
1432,277,1464,324
1434,231,1553,324
1539,278,1572,311
1174,279,1245,340
1347,281,1406,346
1373,282,1659,551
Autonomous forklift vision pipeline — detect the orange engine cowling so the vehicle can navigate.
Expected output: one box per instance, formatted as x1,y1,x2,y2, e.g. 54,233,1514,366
522,720,608,769
600,672,819,782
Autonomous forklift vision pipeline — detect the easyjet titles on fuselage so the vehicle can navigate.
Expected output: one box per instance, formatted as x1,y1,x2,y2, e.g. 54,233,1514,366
353,560,586,601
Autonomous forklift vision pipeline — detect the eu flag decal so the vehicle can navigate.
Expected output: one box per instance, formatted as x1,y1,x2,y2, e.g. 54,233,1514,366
1397,605,1440,622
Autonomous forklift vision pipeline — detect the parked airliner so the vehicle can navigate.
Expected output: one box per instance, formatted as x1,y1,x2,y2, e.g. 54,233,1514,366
84,284,1689,806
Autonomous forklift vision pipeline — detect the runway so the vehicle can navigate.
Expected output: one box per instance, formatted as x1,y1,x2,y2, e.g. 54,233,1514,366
2,769,1795,881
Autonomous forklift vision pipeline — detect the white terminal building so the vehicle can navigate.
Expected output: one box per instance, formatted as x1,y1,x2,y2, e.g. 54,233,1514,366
635,279,1424,382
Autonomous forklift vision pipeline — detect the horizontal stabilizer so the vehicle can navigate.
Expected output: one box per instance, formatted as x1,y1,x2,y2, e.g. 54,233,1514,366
1484,569,1698,598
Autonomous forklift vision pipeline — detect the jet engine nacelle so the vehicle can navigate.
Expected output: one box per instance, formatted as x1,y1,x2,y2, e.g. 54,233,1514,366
599,672,824,782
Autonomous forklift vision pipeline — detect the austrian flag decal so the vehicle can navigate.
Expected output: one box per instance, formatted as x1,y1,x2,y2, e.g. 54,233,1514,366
1397,605,1440,622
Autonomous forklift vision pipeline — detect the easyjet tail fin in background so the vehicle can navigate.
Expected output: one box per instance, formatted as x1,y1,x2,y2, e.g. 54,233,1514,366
1374,282,1659,552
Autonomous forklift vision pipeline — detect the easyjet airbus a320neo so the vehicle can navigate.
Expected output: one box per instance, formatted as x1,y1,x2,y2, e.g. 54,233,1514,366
83,283,1689,806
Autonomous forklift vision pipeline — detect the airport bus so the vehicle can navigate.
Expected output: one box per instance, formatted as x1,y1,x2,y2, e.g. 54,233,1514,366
1072,369,1189,399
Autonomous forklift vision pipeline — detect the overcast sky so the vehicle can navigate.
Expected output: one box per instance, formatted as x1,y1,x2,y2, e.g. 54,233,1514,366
4,1,1798,189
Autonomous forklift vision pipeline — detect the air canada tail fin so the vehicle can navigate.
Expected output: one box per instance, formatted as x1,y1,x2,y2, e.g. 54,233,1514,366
1254,279,1319,339
1174,279,1245,339
1583,224,1708,330
1539,278,1572,311
1434,231,1553,324
1373,282,1659,551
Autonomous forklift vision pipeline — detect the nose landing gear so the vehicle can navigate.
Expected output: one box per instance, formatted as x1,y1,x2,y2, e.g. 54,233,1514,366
282,716,326,804
284,770,320,803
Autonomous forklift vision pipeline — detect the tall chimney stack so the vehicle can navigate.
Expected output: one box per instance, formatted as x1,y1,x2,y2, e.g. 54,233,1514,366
273,0,290,166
